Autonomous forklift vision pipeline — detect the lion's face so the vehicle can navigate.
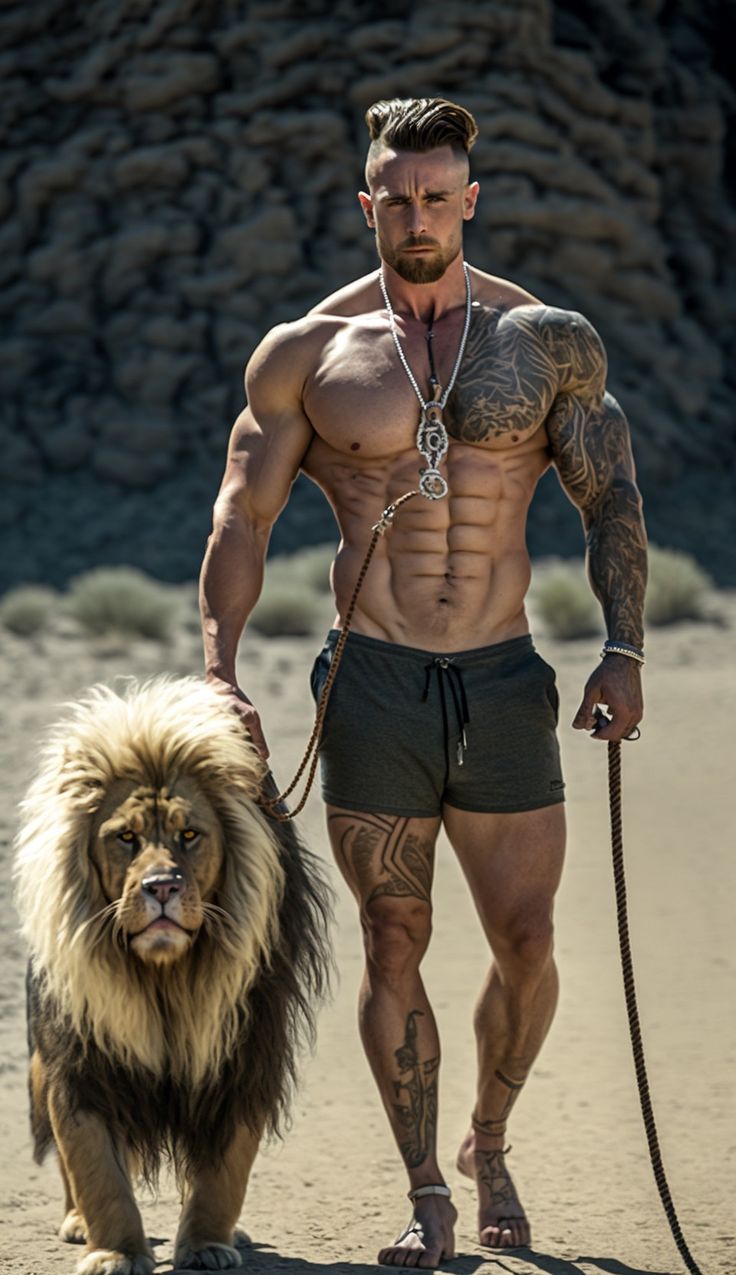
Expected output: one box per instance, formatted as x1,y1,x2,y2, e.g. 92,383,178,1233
91,777,223,966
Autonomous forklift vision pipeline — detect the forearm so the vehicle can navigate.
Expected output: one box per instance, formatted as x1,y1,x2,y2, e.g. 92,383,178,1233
199,501,270,683
584,478,647,648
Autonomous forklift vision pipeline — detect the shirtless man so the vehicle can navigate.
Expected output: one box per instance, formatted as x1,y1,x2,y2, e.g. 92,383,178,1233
200,97,647,1266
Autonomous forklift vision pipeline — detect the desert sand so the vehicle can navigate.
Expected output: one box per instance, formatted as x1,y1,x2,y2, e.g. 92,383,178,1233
1,588,734,1275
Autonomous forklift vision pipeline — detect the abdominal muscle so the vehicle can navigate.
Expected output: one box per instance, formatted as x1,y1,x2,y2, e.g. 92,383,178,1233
311,440,546,652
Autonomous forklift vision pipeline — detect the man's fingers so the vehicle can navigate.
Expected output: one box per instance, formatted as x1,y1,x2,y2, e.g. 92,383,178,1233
238,709,270,761
591,711,639,743
223,691,270,760
572,689,601,730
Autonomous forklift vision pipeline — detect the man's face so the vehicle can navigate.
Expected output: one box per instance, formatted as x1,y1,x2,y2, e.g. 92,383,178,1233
359,145,479,283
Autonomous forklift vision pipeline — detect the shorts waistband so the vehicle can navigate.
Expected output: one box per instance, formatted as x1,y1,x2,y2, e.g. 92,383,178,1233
323,629,535,667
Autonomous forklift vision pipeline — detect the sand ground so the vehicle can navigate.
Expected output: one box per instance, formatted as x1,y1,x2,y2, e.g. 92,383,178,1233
1,591,734,1275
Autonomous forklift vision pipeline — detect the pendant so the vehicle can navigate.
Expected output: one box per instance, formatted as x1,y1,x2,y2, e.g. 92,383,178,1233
416,404,448,465
419,469,449,500
416,403,449,501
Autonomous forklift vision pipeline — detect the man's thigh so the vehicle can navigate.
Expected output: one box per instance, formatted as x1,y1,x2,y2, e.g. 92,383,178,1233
442,803,566,943
326,805,442,910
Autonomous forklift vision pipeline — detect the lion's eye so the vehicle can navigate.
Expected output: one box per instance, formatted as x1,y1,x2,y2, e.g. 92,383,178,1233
117,830,137,847
180,828,199,845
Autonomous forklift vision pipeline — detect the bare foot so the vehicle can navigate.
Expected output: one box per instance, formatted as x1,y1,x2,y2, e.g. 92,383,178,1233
378,1193,457,1268
457,1130,530,1249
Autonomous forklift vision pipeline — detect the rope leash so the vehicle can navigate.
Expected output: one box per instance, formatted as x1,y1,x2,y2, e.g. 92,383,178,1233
607,739,704,1275
260,490,419,820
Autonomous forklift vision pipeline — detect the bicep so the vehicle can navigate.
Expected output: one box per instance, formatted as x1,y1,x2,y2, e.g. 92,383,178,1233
217,403,313,527
546,388,638,516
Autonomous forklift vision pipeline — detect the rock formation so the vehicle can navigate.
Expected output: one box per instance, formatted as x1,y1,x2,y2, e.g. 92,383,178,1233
1,0,734,589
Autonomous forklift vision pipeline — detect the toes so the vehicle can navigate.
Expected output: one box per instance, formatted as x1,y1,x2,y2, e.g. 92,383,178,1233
479,1219,530,1250
173,1243,242,1271
59,1209,87,1244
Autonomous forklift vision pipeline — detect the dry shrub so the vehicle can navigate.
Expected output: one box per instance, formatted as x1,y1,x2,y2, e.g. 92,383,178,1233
281,544,335,594
0,584,58,636
249,579,323,637
645,545,712,626
66,567,178,640
532,561,601,640
248,545,336,637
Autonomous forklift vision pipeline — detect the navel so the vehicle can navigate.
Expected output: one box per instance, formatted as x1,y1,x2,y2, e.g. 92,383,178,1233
350,442,360,451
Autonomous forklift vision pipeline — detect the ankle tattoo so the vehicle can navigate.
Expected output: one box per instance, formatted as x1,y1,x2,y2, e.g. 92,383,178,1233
471,1111,507,1139
474,1148,517,1210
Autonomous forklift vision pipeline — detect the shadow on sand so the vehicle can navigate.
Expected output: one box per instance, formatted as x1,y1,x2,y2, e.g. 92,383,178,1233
170,1243,677,1275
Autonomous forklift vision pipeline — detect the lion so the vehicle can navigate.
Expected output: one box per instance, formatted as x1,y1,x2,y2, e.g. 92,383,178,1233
14,676,331,1275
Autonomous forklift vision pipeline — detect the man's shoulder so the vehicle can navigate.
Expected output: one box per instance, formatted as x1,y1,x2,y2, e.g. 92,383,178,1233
468,265,542,311
308,270,380,317
247,312,340,374
469,268,600,341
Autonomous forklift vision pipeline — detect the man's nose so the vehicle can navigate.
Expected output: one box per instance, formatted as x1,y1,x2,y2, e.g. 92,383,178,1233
142,868,184,904
406,202,427,234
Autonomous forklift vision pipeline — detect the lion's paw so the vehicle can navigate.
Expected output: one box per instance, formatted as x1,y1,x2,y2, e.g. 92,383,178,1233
76,1250,155,1275
60,1209,87,1243
174,1241,243,1270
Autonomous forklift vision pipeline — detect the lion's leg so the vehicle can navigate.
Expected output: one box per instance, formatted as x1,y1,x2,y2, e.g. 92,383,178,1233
28,1048,87,1244
48,1083,153,1275
58,1155,87,1245
174,1122,261,1271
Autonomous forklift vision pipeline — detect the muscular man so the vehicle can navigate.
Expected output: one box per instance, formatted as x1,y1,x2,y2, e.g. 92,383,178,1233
200,97,646,1266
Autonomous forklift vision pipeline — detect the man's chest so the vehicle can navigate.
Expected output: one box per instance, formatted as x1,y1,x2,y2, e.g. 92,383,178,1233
303,304,563,460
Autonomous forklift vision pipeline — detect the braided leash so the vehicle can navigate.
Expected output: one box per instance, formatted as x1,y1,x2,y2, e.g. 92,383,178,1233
260,490,419,821
607,739,704,1275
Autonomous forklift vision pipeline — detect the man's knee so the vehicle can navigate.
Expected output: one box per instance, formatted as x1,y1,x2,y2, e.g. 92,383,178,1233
492,907,555,976
361,896,432,985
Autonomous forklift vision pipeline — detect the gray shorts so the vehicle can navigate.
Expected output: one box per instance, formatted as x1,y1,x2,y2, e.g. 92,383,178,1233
309,630,565,818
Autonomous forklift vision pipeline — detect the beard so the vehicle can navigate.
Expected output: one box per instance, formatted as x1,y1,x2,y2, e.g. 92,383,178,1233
377,230,462,283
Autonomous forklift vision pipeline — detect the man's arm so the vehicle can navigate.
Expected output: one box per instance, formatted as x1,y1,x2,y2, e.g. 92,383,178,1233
199,325,315,757
544,312,647,742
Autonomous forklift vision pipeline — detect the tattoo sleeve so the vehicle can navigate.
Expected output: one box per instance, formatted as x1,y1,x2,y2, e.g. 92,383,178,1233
544,314,647,647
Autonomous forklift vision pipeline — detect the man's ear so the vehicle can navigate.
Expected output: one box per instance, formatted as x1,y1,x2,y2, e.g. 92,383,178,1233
463,180,480,222
358,190,375,228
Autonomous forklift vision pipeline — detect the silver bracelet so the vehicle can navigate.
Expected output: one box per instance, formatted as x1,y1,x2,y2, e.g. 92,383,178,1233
601,640,645,666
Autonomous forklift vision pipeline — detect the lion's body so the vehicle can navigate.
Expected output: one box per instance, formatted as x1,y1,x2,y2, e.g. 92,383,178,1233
14,678,331,1275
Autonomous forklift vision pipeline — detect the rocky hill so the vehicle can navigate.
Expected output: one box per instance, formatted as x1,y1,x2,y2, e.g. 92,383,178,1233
2,0,734,589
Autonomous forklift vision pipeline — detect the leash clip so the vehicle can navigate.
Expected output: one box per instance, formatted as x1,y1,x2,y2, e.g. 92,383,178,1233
372,502,398,535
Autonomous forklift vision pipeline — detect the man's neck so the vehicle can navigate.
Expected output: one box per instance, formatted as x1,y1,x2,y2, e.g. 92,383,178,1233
380,255,468,322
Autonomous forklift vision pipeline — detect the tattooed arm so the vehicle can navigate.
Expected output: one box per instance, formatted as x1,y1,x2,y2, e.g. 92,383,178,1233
543,311,647,742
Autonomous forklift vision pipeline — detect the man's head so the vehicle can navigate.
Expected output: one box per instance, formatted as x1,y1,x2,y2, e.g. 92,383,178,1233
359,97,480,283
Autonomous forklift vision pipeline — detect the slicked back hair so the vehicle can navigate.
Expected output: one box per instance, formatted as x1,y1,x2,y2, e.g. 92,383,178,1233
365,97,478,178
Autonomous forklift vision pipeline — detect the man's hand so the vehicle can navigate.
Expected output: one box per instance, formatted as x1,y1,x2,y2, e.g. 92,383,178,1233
573,655,643,742
206,675,270,760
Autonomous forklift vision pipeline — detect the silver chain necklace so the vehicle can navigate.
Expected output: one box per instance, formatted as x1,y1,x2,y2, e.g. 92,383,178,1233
379,261,472,500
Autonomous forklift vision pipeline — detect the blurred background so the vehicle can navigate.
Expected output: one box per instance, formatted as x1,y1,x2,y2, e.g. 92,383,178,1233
2,0,735,593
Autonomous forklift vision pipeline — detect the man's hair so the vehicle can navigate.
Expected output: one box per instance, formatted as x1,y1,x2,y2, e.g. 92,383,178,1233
365,97,478,166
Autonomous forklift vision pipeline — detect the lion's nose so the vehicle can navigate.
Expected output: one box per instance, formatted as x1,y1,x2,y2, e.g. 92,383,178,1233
142,869,184,904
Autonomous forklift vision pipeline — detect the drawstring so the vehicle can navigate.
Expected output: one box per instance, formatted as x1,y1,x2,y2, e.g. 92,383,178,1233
421,657,470,783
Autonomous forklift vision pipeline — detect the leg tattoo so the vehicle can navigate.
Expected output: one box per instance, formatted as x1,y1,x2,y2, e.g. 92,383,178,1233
392,1010,439,1169
329,813,433,904
475,1149,517,1213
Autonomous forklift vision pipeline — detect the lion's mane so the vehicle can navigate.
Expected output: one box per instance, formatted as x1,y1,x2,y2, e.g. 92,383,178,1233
15,677,331,1181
